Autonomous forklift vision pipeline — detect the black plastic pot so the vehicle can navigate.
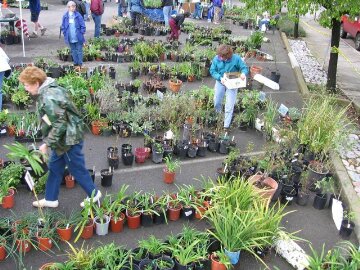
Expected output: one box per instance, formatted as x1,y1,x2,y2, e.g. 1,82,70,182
339,220,355,238
122,153,134,166
141,213,153,227
208,139,219,152
139,258,156,270
108,146,120,169
281,187,296,205
100,169,113,187
270,71,281,83
219,140,230,154
271,180,283,202
132,247,149,266
154,210,166,225
187,145,198,158
152,148,164,164
194,258,211,270
197,145,207,157
296,191,310,206
155,256,175,270
239,122,248,131
174,260,193,270
163,145,174,159
181,206,195,220
174,142,188,159
313,193,327,210
208,233,221,253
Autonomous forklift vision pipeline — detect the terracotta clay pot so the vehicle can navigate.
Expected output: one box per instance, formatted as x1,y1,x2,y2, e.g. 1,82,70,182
167,205,182,221
81,219,94,239
65,175,75,189
210,254,226,270
195,205,207,219
1,188,15,209
163,168,175,184
168,79,182,93
248,174,278,203
250,65,263,78
37,234,53,251
56,223,73,241
0,242,6,261
126,213,141,229
16,239,31,253
110,213,125,233
91,120,108,135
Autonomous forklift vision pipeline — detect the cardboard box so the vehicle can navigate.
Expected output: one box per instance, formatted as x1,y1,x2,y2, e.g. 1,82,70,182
223,72,246,89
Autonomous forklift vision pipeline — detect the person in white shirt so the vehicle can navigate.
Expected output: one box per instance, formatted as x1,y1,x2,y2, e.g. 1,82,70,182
0,47,11,110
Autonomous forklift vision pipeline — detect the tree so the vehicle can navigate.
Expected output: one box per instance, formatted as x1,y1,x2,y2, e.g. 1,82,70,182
242,0,360,92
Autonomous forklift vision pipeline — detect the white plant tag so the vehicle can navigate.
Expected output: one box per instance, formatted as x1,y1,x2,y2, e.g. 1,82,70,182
278,104,289,117
185,210,193,216
255,118,264,132
331,198,343,231
259,91,266,102
25,171,35,191
157,90,164,100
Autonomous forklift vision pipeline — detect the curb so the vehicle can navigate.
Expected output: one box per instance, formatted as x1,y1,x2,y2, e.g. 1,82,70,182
280,31,360,243
332,154,360,242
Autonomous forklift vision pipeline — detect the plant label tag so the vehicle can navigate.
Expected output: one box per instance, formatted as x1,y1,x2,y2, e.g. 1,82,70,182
332,198,343,230
42,114,52,126
259,91,266,102
185,210,193,216
278,104,289,117
25,171,35,191
157,90,164,100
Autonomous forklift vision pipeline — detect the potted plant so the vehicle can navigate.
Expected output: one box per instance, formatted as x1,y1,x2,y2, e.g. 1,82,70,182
138,192,159,227
126,192,143,229
210,251,231,270
108,188,127,233
296,171,311,206
36,218,58,252
132,247,150,266
163,156,180,184
139,235,167,259
168,77,182,93
168,239,201,270
166,193,182,221
152,142,164,164
339,210,356,238
55,210,81,241
93,202,111,236
0,163,23,209
155,256,175,270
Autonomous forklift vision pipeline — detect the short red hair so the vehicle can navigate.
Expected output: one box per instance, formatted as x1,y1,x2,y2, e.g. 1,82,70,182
19,66,47,85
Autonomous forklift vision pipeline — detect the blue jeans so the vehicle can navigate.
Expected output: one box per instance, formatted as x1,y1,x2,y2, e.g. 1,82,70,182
163,5,172,27
214,80,237,128
92,13,102,38
45,141,98,201
118,4,127,16
193,3,201,18
0,71,4,111
69,42,83,66
84,2,90,19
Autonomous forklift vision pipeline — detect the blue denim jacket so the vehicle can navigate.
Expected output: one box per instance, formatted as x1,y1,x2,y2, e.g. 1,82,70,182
210,54,249,81
61,11,86,45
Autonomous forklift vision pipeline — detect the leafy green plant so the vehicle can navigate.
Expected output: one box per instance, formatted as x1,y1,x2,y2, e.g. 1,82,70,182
11,85,30,107
139,235,167,256
164,156,180,173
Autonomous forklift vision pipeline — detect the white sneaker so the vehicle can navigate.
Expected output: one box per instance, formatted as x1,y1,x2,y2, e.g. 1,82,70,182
80,190,102,207
33,199,59,208
207,19,211,22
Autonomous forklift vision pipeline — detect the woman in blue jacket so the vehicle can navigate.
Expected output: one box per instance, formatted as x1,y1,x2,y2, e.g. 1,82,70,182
129,0,143,26
210,44,248,131
61,1,86,69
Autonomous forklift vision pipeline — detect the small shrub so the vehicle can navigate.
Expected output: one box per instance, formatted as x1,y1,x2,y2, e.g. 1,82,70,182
278,15,306,37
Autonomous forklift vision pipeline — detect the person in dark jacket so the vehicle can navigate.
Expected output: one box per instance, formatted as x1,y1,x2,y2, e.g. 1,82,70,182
117,0,128,17
168,11,190,41
129,0,143,27
90,0,104,38
18,66,102,208
212,0,222,24
61,1,86,68
162,0,173,27
29,0,46,38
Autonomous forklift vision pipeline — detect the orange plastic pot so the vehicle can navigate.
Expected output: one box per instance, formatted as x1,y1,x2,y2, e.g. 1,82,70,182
163,168,175,184
0,243,6,261
81,219,94,239
91,120,108,135
110,213,125,233
16,239,31,253
7,125,16,136
126,214,141,229
1,188,15,209
211,254,227,270
248,174,278,203
56,223,73,241
195,206,207,219
167,206,182,221
37,234,53,252
250,65,263,78
168,79,182,93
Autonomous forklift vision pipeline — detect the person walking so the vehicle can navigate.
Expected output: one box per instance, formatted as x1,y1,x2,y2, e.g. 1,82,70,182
212,0,222,24
61,1,86,69
0,47,11,111
90,0,104,38
209,44,248,131
129,0,142,27
29,0,46,38
162,0,173,27
18,66,102,208
168,11,190,41
192,0,201,19
117,0,128,17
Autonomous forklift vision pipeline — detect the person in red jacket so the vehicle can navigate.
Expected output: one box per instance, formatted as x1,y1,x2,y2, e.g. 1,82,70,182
90,0,104,38
168,11,190,42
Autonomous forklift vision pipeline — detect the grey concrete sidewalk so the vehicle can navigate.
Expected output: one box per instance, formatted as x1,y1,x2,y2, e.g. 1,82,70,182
300,15,360,110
